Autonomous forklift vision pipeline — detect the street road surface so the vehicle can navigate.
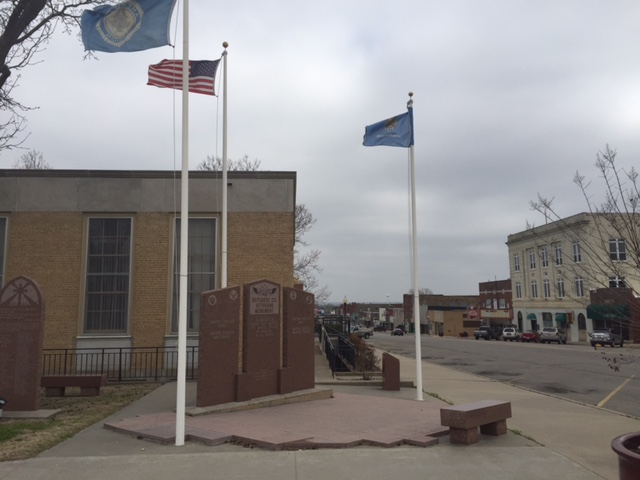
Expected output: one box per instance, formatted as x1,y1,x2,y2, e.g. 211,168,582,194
368,333,640,418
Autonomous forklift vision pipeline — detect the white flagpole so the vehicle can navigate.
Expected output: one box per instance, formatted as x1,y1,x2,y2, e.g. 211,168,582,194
408,92,424,401
175,0,190,446
221,42,228,288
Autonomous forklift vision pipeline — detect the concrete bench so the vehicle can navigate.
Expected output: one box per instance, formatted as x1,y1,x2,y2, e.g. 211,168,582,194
41,375,107,397
440,400,512,445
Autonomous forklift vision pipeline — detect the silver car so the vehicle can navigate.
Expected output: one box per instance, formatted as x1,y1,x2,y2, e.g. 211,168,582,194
540,327,567,344
590,329,623,348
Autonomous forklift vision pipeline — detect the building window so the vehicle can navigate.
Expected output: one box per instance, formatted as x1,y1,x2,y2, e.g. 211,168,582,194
513,253,520,272
484,299,492,308
0,217,6,287
572,241,582,263
575,277,584,297
609,276,626,288
84,218,132,333
172,218,216,333
609,239,627,261
530,280,538,298
557,277,565,298
528,249,536,270
554,243,563,266
498,298,506,309
540,246,548,268
543,279,551,298
515,282,522,299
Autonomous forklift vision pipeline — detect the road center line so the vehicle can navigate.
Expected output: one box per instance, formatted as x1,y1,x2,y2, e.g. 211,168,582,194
597,374,636,408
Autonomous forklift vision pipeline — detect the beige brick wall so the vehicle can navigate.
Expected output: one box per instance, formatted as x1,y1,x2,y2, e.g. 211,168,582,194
4,212,83,349
228,212,295,288
130,213,173,348
4,211,295,349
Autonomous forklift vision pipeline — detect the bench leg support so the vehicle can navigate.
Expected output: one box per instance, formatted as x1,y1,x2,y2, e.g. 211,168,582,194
449,427,480,445
480,420,507,436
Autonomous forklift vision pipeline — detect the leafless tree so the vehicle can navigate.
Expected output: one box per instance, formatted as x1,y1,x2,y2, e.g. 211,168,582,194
196,154,261,172
0,1,107,151
529,145,640,328
13,149,49,169
197,156,330,302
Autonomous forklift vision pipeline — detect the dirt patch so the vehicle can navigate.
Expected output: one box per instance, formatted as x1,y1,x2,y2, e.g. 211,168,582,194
0,382,161,462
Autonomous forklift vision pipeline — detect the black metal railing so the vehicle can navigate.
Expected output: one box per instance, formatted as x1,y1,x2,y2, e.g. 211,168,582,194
319,324,357,375
42,346,199,382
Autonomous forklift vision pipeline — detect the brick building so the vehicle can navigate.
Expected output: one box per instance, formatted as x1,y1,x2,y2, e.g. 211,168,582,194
0,169,296,351
478,279,514,328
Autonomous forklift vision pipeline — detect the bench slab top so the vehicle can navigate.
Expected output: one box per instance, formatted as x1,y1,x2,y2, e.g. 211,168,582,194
441,400,510,413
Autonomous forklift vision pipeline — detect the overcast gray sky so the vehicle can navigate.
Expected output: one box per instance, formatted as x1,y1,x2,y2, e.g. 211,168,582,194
3,0,640,304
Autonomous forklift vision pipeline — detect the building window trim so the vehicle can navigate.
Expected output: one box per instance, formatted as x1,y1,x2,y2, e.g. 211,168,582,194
528,249,536,270
557,277,565,298
541,246,549,268
609,238,627,262
543,279,551,298
554,243,563,266
531,279,538,299
84,217,132,334
572,241,582,263
575,277,584,297
513,253,520,272
171,217,217,334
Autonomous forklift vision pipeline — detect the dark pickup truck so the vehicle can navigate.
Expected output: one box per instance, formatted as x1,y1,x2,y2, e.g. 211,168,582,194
474,325,502,340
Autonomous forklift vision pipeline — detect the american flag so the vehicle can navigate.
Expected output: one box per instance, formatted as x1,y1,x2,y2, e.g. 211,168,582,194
147,59,220,96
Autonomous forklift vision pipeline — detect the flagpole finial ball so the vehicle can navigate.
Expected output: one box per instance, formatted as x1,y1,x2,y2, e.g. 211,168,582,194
408,91,413,97
223,41,229,48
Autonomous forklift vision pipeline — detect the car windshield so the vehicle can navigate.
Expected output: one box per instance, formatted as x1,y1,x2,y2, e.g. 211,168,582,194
593,329,609,333
542,327,554,332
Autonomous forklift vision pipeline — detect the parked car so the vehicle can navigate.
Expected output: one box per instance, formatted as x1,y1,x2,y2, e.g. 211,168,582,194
473,325,502,340
521,330,540,343
349,325,374,339
590,329,624,348
373,324,387,332
540,327,567,344
502,327,521,342
391,327,404,336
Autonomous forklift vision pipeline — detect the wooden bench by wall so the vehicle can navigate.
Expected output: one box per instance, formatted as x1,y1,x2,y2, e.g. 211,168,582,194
41,375,108,397
440,399,512,445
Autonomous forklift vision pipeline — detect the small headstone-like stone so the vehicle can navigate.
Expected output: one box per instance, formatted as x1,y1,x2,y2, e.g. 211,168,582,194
0,276,45,411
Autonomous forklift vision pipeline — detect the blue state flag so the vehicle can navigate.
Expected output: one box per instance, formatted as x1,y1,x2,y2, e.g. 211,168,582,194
363,107,414,148
81,0,177,53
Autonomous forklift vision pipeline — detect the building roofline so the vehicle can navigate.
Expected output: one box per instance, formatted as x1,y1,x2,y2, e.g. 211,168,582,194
0,169,296,180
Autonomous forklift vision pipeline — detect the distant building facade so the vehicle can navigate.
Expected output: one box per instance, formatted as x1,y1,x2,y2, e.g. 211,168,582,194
403,294,480,336
477,279,514,328
507,212,639,343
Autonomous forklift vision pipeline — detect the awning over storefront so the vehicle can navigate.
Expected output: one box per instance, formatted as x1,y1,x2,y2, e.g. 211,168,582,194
555,313,567,324
527,313,537,321
587,304,629,321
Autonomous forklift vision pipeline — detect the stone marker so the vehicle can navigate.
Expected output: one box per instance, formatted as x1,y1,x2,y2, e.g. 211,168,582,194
197,285,241,407
236,280,281,401
382,353,401,391
0,276,45,411
280,286,315,393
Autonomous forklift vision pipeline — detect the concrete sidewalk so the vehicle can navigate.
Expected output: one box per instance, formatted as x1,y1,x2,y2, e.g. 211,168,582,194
0,339,635,479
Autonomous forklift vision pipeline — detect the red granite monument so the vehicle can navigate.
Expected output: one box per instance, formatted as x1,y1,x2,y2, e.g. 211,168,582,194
0,276,45,411
197,279,316,407
197,285,241,407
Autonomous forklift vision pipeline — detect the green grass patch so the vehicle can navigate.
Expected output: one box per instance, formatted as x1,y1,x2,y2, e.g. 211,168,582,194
0,421,52,442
